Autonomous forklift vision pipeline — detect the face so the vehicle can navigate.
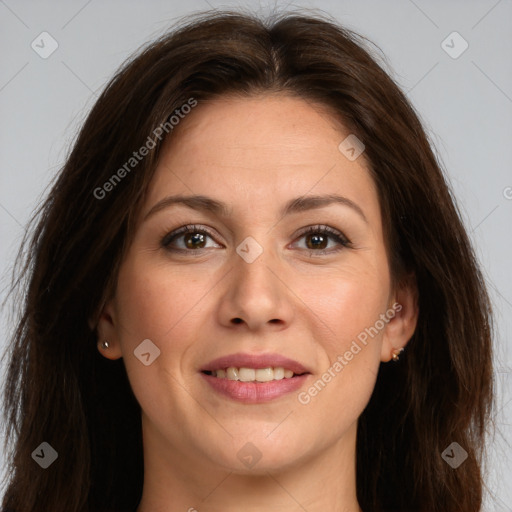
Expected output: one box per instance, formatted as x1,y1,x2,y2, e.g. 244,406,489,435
99,94,414,475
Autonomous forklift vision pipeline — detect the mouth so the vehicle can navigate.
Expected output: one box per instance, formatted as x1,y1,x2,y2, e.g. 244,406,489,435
199,353,312,403
201,366,306,381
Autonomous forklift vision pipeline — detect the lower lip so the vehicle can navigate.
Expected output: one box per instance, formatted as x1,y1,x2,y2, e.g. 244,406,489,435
200,372,310,403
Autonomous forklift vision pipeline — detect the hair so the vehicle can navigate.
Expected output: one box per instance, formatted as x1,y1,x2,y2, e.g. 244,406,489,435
1,8,494,512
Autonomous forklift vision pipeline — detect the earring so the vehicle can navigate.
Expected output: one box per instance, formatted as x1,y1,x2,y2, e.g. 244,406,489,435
392,347,404,361
101,340,110,349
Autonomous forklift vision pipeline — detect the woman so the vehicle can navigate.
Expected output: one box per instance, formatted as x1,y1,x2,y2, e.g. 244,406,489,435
0,9,494,512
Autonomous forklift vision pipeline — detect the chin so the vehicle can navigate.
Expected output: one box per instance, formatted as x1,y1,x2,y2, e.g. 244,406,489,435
203,432,312,475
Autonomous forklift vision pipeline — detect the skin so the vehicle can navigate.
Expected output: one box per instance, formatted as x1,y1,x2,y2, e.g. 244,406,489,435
97,94,418,512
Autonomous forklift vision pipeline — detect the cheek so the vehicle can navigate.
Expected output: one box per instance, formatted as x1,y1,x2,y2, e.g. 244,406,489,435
114,256,215,343
299,265,389,413
296,262,390,349
295,279,386,438
112,258,212,409
291,263,389,417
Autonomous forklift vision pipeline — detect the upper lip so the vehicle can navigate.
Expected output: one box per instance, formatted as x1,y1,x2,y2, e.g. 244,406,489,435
201,352,311,375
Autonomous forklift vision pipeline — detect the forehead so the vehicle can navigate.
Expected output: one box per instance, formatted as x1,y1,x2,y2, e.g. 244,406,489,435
145,94,379,218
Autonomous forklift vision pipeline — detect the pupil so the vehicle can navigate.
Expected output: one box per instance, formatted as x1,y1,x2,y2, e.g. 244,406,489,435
307,234,327,250
185,233,206,249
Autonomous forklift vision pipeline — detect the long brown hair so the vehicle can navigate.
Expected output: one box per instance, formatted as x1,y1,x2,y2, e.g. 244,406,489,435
1,9,494,512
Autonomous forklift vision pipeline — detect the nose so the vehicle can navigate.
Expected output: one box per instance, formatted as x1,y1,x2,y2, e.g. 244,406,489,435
216,241,295,332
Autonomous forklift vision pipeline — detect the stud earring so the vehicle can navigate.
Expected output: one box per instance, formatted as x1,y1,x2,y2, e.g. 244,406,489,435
101,340,110,349
392,347,404,361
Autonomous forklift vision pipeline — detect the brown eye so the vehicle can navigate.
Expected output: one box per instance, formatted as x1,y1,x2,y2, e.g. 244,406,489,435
161,225,221,252
183,232,207,249
305,233,328,250
292,225,351,254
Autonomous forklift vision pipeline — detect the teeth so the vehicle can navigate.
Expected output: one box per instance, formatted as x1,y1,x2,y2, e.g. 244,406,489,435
273,367,285,380
239,368,256,382
226,367,239,380
255,368,273,382
211,366,299,381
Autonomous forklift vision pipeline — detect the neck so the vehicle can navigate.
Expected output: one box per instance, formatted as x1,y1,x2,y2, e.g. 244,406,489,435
136,418,362,512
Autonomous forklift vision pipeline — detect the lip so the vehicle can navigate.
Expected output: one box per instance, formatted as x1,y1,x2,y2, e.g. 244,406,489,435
200,352,311,375
199,352,312,404
200,372,310,403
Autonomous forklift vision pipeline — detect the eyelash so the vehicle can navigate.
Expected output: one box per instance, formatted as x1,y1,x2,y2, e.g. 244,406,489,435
290,225,352,255
160,224,352,256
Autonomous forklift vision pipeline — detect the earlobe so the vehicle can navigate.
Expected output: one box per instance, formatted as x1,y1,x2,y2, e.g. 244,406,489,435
381,274,419,362
96,338,122,360
95,301,123,360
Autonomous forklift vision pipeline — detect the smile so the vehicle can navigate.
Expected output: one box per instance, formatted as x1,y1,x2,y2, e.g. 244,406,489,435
203,366,299,381
200,352,312,403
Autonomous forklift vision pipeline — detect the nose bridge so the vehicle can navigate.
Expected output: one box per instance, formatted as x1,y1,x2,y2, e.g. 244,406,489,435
217,233,294,330
233,235,280,304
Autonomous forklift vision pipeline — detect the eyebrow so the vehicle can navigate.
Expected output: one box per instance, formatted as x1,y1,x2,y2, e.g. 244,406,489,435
143,193,368,223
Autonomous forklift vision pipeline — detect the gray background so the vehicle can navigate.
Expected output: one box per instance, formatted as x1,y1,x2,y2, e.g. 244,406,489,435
0,0,511,510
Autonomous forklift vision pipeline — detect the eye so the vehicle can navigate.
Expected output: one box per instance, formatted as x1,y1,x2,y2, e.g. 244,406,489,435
161,224,351,255
292,225,351,254
161,224,222,251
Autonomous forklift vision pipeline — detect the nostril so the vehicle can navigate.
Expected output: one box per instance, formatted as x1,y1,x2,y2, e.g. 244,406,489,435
231,318,243,324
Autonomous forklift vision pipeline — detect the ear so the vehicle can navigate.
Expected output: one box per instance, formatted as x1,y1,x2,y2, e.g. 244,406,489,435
95,298,123,360
381,273,419,362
